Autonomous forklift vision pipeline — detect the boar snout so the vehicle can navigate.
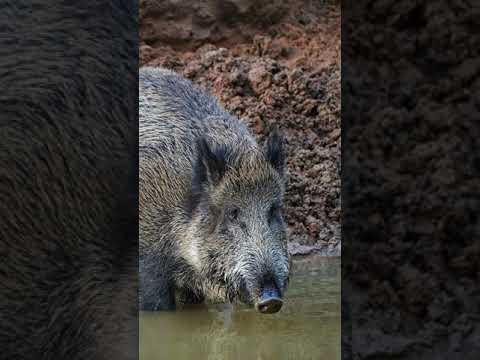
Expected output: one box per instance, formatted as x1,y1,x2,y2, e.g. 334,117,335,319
254,278,283,314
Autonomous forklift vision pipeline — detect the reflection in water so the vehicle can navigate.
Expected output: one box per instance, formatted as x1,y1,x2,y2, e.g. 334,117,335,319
140,256,340,360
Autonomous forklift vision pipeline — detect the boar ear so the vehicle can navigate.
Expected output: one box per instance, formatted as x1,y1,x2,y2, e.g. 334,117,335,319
264,128,286,177
196,137,228,185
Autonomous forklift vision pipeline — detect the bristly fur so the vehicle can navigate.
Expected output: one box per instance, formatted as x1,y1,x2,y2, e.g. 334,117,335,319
0,2,138,359
139,67,290,311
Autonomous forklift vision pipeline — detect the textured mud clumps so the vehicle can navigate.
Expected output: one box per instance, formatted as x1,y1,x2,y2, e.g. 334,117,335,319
343,1,480,358
140,1,341,255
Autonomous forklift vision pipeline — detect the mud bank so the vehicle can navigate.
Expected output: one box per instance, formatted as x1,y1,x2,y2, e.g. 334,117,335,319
343,1,480,358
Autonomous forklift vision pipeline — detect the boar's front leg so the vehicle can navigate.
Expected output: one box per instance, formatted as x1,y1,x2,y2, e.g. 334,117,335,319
139,254,175,311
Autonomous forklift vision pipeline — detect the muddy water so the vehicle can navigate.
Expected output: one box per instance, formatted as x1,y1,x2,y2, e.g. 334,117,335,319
140,256,340,360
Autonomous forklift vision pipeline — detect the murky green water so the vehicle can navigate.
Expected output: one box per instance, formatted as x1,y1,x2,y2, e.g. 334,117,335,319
140,256,340,360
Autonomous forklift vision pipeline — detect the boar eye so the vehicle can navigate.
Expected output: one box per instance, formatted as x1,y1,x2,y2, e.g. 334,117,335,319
268,204,280,221
227,207,239,222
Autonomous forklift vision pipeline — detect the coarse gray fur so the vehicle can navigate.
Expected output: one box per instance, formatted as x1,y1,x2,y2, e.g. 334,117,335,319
139,67,290,310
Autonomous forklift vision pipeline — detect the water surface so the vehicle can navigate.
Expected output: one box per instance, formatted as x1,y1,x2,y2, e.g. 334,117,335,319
140,256,340,360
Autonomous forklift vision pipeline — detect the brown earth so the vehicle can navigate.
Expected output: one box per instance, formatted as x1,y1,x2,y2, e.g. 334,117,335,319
140,0,341,256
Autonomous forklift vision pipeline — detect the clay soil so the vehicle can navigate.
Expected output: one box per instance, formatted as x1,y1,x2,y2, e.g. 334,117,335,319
140,0,341,256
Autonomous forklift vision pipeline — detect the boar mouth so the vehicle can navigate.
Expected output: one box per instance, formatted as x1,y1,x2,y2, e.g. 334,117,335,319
234,276,253,304
226,275,284,314
224,275,253,305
